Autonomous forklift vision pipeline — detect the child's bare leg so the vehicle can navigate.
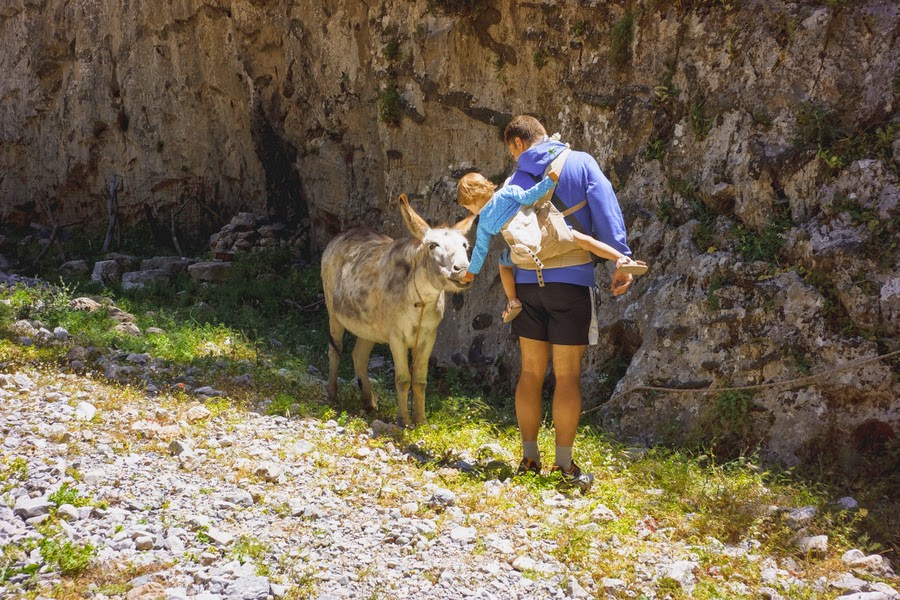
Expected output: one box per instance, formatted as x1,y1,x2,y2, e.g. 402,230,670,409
499,265,523,323
572,230,624,262
500,264,518,303
572,231,649,275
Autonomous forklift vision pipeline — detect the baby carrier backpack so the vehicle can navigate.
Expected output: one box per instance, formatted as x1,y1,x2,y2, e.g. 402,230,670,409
500,146,592,286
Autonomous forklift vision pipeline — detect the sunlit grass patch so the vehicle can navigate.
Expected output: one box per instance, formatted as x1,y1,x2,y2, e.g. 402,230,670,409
407,395,519,457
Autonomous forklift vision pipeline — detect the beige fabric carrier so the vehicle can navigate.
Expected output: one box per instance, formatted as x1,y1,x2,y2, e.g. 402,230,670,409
500,147,592,286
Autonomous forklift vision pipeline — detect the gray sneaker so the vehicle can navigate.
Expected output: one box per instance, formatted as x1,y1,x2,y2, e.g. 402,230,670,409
551,461,594,494
515,457,541,476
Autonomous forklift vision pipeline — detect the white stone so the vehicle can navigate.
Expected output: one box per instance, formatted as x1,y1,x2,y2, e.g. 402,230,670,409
450,526,477,543
74,401,97,421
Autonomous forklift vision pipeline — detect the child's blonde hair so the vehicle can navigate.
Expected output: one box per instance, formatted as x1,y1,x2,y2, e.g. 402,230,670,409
457,172,496,206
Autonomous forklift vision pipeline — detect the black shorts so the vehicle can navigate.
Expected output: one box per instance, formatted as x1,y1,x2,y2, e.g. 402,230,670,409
511,283,593,346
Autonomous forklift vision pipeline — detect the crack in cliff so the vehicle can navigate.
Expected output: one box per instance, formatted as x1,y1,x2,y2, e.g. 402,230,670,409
415,77,511,129
472,6,516,66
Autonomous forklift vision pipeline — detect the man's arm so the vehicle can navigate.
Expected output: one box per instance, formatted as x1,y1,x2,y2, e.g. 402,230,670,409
583,155,630,257
582,155,634,295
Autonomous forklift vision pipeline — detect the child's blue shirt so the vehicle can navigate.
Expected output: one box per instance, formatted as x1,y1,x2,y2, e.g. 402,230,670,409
467,176,556,274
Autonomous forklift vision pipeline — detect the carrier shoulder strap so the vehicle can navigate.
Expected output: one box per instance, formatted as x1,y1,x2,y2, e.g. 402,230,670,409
529,147,589,235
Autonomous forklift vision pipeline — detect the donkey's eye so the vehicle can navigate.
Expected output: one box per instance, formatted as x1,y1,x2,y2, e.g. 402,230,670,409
429,242,438,251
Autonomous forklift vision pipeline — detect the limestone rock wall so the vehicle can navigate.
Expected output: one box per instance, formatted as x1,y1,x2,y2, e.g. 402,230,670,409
1,0,897,465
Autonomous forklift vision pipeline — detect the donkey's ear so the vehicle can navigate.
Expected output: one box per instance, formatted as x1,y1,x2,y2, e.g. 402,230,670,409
452,213,476,235
399,194,430,240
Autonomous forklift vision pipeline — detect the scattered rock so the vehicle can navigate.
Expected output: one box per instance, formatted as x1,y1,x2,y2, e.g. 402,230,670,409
187,261,233,283
126,581,166,600
795,535,828,554
74,401,96,421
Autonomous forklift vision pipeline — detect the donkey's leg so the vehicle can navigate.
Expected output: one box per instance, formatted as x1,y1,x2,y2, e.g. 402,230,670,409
351,338,377,413
411,335,437,424
327,315,345,402
388,339,411,427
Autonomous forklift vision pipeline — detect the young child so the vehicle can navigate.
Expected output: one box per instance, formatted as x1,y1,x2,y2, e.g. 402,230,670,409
458,171,648,322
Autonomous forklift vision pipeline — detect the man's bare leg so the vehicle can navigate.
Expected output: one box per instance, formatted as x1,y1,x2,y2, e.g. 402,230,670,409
516,337,550,465
550,343,586,453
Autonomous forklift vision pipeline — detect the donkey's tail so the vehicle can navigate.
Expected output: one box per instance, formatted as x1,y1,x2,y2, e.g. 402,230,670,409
328,333,342,357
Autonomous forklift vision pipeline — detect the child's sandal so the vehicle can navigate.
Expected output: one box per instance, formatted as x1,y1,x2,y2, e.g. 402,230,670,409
616,257,649,276
502,300,523,323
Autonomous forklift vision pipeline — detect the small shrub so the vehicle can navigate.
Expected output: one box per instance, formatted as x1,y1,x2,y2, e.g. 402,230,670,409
735,214,790,265
690,100,713,138
382,40,401,62
48,482,91,508
706,276,725,311
653,83,679,105
792,348,811,375
645,138,667,161
672,178,716,252
377,82,402,126
751,108,773,127
230,535,269,564
716,389,753,429
656,199,676,225
795,102,841,147
532,48,548,70
610,12,634,70
39,537,96,576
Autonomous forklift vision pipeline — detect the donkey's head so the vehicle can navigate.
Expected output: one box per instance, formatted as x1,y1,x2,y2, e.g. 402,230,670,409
399,194,475,292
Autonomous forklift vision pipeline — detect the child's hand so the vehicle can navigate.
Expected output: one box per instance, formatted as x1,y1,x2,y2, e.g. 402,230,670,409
461,271,476,283
548,169,560,183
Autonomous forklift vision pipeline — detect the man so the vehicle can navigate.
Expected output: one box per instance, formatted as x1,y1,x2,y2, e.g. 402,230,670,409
503,115,634,492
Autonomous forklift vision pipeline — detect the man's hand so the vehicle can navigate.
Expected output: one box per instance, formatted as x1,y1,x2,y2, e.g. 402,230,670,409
610,269,633,296
461,271,476,283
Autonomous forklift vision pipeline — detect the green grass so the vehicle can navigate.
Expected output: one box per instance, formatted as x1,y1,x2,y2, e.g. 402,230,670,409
671,177,717,252
734,208,791,265
1,244,897,584
795,104,896,176
645,137,667,161
690,99,713,139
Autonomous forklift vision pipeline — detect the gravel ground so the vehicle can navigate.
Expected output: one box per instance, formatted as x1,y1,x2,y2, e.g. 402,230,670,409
1,361,898,600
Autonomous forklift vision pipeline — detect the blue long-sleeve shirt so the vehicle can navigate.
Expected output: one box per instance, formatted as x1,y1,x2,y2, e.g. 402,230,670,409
467,176,557,274
507,139,631,286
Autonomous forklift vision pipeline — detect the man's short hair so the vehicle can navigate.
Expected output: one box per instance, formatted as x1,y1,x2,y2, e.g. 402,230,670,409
504,115,547,145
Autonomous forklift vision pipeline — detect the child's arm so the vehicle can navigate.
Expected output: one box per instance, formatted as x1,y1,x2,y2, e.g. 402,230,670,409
465,222,492,277
504,172,558,208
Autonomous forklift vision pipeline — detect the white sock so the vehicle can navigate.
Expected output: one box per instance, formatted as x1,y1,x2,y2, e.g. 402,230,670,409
523,441,540,464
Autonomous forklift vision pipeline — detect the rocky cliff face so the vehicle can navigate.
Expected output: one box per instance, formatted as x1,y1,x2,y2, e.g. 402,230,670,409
1,0,897,467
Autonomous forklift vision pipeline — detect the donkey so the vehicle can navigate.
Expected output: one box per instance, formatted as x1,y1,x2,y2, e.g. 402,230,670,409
321,195,475,426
